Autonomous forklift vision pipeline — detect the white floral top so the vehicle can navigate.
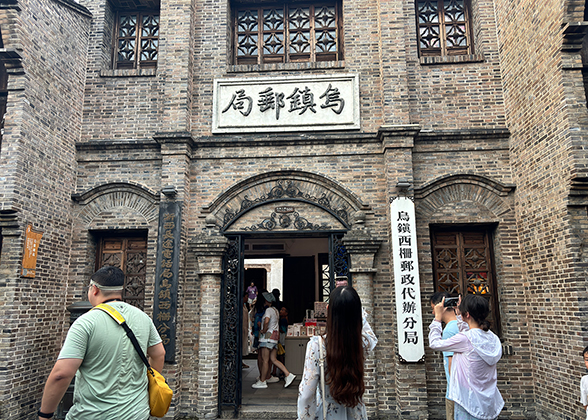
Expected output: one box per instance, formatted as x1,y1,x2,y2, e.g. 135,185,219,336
297,311,377,420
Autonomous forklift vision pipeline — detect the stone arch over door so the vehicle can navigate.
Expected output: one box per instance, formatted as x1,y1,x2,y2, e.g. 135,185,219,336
414,174,516,304
71,182,160,308
73,182,160,228
414,174,515,221
195,170,380,418
202,170,369,233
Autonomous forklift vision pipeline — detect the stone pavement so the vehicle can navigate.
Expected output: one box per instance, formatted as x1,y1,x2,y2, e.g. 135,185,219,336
239,358,299,419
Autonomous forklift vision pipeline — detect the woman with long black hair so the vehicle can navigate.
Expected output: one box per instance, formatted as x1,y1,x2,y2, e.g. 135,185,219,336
297,286,377,420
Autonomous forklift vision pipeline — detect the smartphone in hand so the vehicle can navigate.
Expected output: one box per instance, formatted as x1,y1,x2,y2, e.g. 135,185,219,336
444,297,459,308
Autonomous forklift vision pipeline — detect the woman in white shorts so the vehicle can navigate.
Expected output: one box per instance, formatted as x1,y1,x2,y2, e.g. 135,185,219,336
252,291,296,389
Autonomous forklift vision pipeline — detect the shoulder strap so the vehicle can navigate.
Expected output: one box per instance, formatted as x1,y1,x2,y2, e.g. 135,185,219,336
318,336,327,419
94,303,152,369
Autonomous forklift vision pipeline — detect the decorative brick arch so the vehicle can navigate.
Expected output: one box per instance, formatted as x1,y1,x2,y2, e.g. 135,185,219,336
202,170,370,232
73,182,160,229
414,174,515,220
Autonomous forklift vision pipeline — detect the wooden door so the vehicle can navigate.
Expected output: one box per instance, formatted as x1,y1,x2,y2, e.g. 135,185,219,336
97,235,147,309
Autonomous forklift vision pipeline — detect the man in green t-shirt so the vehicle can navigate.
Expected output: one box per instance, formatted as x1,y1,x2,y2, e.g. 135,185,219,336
38,266,165,420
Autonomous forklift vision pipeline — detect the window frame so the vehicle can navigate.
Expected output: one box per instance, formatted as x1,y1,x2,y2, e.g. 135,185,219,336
430,225,501,336
232,1,344,66
112,10,160,70
415,0,474,57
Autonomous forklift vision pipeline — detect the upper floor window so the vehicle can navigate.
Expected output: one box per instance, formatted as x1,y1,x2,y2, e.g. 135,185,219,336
416,0,473,57
431,226,501,336
232,2,343,65
114,11,159,69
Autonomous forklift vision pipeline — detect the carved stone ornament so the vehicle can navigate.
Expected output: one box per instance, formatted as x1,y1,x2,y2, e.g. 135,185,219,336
222,179,349,231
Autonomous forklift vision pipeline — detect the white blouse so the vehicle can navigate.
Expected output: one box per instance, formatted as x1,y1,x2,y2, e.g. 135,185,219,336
297,311,377,420
428,316,504,420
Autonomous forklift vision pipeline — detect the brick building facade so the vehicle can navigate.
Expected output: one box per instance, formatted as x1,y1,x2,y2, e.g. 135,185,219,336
0,0,586,418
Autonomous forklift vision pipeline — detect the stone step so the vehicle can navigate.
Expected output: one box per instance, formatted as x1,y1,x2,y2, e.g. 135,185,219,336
220,405,297,419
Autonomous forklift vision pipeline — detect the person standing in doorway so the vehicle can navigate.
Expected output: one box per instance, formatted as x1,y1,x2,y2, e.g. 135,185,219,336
252,292,296,389
273,306,289,379
251,292,267,379
37,266,165,420
272,288,283,311
246,281,258,305
430,292,459,420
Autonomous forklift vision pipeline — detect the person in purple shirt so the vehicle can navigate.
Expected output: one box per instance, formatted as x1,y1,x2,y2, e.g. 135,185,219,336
246,282,258,305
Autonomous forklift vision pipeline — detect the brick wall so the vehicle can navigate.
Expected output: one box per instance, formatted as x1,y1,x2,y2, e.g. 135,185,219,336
68,0,523,416
494,0,588,417
405,0,507,130
2,0,574,416
0,0,90,418
78,0,164,142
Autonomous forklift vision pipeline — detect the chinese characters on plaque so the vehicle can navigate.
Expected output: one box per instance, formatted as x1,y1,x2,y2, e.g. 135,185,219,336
21,224,43,278
212,74,359,133
390,197,425,362
153,202,181,363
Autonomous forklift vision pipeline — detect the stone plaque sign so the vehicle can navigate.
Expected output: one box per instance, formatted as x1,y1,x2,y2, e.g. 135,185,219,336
390,197,425,363
154,202,181,363
212,74,360,133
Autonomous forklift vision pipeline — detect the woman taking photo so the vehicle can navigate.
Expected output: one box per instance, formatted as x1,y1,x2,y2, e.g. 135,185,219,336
429,294,504,420
297,286,377,420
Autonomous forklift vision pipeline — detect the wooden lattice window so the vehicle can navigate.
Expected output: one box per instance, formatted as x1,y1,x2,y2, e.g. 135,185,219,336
431,227,501,336
96,234,148,310
114,11,159,69
233,2,343,65
416,0,473,57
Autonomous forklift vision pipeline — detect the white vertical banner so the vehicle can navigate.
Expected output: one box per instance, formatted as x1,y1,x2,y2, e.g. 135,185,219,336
390,196,425,362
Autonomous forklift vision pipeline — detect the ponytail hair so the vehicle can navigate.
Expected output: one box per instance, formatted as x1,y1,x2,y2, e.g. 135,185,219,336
325,286,365,407
458,294,491,331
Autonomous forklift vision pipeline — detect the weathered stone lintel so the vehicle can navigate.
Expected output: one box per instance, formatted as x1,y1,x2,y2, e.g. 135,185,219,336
379,124,420,150
195,132,378,149
191,234,229,275
0,209,19,233
562,22,588,51
154,132,196,155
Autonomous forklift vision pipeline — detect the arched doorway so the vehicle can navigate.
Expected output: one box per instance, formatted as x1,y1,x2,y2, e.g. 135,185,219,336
204,171,367,416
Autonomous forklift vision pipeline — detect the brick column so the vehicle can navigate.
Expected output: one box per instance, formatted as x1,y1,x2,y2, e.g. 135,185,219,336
342,213,381,418
192,226,229,420
380,125,429,419
154,134,192,413
158,0,193,133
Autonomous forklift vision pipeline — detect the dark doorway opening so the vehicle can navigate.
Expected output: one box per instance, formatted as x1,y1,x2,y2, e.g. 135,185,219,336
283,256,315,324
219,232,350,417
